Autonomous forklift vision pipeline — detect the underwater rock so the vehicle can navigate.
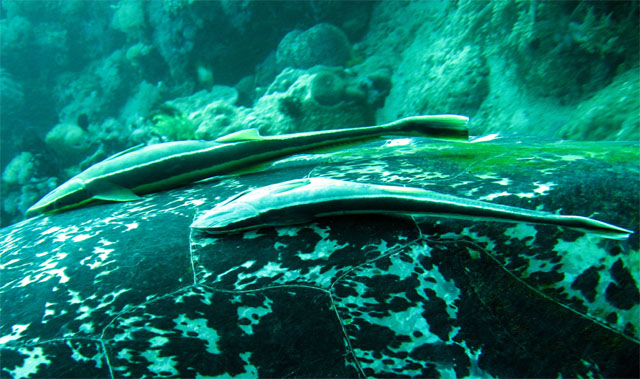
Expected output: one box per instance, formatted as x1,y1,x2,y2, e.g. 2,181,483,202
0,15,33,52
167,86,238,115
502,1,637,102
120,81,163,128
2,183,49,220
309,70,346,106
193,102,254,140
125,43,152,64
110,0,146,38
2,152,36,187
56,49,137,127
44,123,92,165
234,75,257,107
146,1,199,86
276,23,353,69
0,69,24,118
559,68,640,141
252,66,377,135
1,152,56,226
380,42,489,121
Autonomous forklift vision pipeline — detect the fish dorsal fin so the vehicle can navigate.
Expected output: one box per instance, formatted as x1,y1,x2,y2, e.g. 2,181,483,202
215,128,264,143
86,180,143,202
103,143,146,161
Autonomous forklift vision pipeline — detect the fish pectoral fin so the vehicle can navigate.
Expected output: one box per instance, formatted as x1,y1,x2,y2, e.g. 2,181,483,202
215,128,264,143
87,181,143,202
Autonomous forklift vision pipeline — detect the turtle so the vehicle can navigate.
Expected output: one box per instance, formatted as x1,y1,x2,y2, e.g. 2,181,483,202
1,136,638,378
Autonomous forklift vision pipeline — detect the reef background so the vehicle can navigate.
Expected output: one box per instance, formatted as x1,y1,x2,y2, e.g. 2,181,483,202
1,0,638,227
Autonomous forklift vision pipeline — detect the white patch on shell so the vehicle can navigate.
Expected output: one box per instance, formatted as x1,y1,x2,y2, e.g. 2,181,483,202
18,251,70,287
516,181,556,198
149,336,169,347
533,182,555,195
552,235,640,339
140,349,179,376
237,297,274,335
478,191,511,201
124,222,138,231
0,323,30,344
174,314,221,355
503,224,538,247
299,238,348,261
5,346,51,379
80,247,116,270
492,178,512,186
383,138,413,147
71,233,96,242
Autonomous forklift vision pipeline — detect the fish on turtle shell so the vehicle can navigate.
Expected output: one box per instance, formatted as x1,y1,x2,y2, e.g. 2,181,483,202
191,177,631,240
25,115,468,217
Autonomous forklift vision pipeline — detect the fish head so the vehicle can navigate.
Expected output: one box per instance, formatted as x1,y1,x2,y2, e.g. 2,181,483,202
26,178,89,217
191,201,261,234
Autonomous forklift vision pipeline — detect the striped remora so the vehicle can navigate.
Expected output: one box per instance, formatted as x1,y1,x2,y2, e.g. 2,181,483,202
26,115,469,217
190,178,633,240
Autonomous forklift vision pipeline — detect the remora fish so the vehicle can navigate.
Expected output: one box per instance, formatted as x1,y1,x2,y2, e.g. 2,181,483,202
26,115,469,216
191,178,632,240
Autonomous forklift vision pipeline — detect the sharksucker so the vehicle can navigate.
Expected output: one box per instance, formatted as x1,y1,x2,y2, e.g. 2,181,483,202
191,178,632,240
26,115,469,217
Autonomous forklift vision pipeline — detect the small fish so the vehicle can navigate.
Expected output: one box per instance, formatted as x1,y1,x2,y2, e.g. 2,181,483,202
191,178,632,240
26,115,469,217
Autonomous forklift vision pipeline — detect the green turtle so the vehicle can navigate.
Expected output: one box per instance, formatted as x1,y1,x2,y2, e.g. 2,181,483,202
1,136,638,377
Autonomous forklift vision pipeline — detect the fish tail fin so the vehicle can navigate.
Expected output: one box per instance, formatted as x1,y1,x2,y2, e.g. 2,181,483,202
562,215,633,240
382,114,470,141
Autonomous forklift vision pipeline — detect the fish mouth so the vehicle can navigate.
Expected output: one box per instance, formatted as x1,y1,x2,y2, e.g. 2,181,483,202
25,178,87,218
25,193,56,217
25,205,42,218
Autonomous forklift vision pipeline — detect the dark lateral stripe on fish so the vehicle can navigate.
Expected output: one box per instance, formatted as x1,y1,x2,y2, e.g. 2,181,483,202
191,178,633,240
26,115,469,216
